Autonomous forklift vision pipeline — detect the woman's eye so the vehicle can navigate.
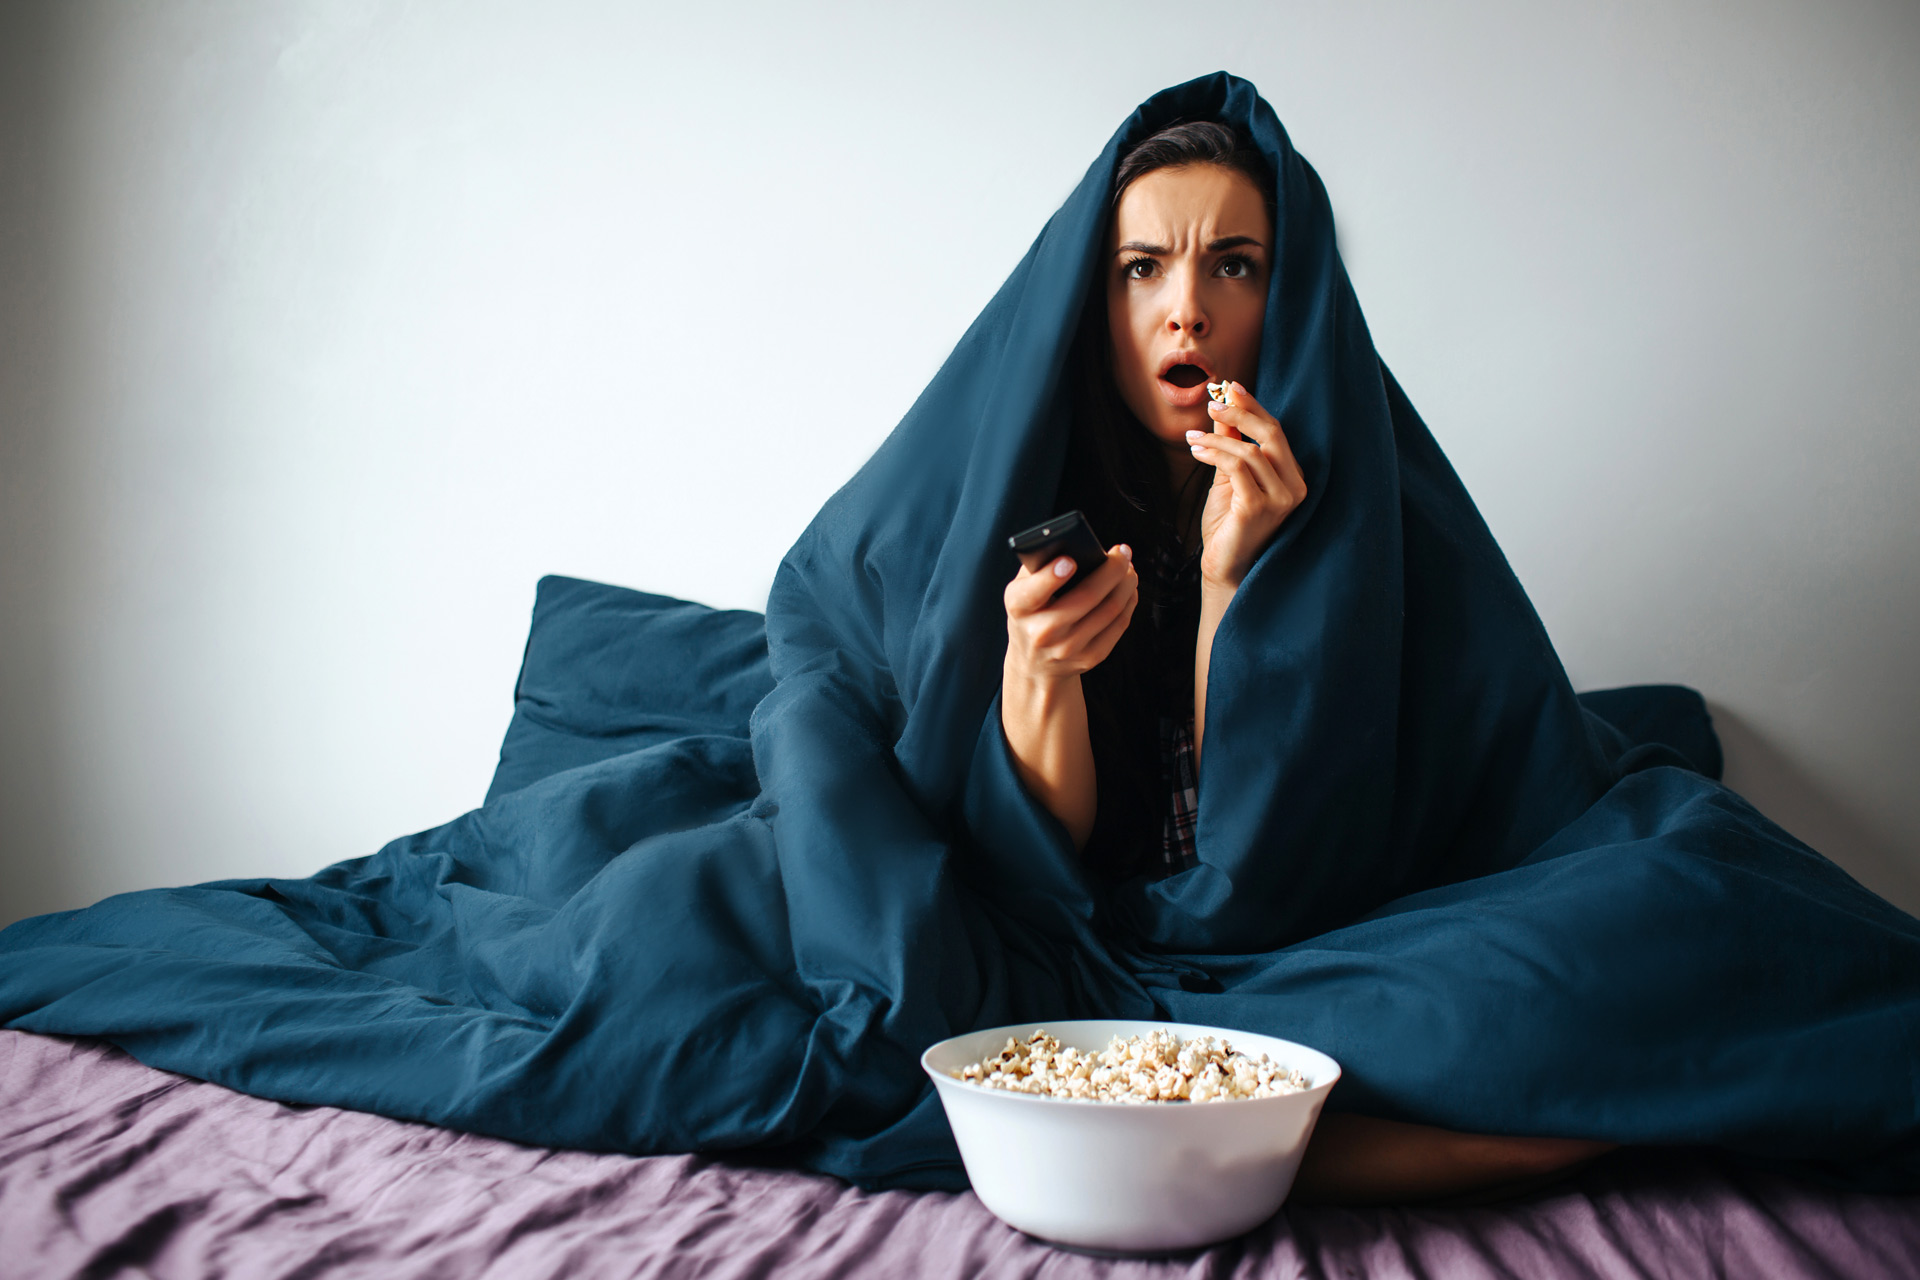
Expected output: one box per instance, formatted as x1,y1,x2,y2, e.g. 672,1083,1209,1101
1217,256,1254,279
1124,257,1157,280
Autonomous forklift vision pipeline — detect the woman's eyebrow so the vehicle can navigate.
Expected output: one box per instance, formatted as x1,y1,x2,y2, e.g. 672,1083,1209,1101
1113,235,1268,256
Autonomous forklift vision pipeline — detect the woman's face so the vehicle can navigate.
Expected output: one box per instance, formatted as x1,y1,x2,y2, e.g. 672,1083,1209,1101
1105,163,1271,451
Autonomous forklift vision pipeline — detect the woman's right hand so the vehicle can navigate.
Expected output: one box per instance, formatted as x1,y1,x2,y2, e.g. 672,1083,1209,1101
1000,544,1136,849
1002,545,1139,683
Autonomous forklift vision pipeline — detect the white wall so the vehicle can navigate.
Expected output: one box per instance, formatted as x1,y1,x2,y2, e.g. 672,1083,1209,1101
2,0,1916,925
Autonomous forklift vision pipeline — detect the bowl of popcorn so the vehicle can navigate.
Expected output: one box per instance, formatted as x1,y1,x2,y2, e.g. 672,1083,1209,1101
922,1020,1340,1254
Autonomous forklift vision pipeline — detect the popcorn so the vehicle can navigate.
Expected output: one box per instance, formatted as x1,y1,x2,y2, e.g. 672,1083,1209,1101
1206,380,1229,404
951,1028,1308,1104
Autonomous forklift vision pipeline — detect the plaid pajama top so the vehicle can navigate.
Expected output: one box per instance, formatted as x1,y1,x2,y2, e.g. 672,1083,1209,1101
1153,544,1203,877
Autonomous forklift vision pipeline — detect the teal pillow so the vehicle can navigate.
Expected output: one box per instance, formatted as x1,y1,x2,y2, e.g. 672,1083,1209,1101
1577,683,1723,780
485,576,774,803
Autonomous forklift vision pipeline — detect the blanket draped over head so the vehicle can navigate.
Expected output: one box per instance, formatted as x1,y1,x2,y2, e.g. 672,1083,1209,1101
4,74,1918,1192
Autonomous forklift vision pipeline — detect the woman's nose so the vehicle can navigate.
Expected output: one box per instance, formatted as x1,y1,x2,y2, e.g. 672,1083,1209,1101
1165,272,1208,337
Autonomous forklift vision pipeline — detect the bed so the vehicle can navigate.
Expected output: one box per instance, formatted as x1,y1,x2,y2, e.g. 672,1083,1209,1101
4,1028,1916,1279
6,580,1915,1276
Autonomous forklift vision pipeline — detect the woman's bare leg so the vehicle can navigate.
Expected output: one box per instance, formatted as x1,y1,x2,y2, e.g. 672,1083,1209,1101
1292,1113,1617,1204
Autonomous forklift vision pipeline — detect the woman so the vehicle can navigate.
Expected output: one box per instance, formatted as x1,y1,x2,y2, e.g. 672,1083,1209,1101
1000,122,1302,869
1000,119,1610,1199
2,73,1916,1202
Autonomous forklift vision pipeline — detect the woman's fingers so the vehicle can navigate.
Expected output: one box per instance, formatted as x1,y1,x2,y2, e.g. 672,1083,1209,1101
1188,383,1314,590
1002,544,1137,679
1209,384,1303,469
1006,545,1133,625
1006,556,1078,615
1205,385,1309,508
1188,431,1285,503
1080,582,1139,666
1057,557,1138,652
1008,545,1119,614
1206,381,1275,442
1181,384,1315,590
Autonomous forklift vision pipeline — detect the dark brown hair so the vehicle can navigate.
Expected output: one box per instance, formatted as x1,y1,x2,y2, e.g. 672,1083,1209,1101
1113,121,1276,231
1060,120,1274,880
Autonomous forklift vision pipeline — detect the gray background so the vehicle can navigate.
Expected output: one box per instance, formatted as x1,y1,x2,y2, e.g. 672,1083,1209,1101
2,0,1916,927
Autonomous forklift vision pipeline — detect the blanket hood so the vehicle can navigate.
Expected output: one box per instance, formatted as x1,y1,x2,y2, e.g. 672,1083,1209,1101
763,72,1617,954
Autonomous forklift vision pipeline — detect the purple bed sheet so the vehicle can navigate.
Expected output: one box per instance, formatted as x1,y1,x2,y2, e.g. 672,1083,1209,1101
1,1029,1915,1279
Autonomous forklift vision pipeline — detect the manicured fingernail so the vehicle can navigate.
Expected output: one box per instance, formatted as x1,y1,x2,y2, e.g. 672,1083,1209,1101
1206,400,1224,412
1190,443,1208,454
1053,557,1074,578
1117,544,1132,560
1185,430,1206,442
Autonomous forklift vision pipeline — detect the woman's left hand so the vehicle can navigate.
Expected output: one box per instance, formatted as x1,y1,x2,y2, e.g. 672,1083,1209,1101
1186,381,1309,590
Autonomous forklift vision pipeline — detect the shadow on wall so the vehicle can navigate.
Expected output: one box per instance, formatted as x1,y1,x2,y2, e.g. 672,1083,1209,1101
0,2,78,929
1711,702,1920,919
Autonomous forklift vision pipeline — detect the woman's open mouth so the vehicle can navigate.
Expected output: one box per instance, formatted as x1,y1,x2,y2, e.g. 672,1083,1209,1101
1156,357,1217,408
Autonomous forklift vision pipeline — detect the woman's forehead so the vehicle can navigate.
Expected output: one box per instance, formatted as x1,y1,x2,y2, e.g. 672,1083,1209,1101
1111,164,1271,248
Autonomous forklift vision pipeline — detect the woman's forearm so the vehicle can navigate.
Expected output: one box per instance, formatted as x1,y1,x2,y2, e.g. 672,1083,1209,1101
1001,663,1098,850
1193,584,1233,768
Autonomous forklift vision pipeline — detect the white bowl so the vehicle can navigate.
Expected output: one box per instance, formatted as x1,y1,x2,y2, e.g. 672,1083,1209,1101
922,1019,1340,1253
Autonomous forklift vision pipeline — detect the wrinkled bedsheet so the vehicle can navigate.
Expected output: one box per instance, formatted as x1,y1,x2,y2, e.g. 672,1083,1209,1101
1,1031,1915,1279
